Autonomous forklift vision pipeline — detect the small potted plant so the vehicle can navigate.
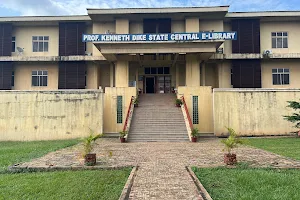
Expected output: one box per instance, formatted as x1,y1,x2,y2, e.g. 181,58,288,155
175,99,183,107
191,128,199,142
82,130,103,166
221,127,244,165
119,130,128,143
134,97,139,107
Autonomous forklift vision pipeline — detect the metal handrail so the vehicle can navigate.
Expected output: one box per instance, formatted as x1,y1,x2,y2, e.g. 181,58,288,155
181,96,193,130
123,96,135,132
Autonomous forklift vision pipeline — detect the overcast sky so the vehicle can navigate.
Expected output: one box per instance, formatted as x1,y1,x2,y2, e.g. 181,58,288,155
0,0,300,16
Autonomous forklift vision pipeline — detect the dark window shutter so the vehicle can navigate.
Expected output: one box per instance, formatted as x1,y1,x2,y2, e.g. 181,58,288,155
232,20,260,54
59,62,86,89
59,22,85,56
0,23,12,56
143,19,157,34
0,62,12,90
158,19,171,33
232,60,261,88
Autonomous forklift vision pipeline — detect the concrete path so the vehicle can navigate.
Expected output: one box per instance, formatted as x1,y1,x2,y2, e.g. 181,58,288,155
15,138,300,200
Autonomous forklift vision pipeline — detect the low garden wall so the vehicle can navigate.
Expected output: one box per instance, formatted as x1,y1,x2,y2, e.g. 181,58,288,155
0,90,103,141
214,89,300,136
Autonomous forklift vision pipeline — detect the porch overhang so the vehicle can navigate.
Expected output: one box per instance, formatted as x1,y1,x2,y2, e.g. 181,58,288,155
94,41,223,60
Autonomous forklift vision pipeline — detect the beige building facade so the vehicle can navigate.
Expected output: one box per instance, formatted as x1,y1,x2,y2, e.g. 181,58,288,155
0,6,300,137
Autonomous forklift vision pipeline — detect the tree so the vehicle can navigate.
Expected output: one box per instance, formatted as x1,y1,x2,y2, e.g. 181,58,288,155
283,100,300,129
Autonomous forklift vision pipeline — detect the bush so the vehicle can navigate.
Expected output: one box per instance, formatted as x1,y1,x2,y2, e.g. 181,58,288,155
221,127,243,154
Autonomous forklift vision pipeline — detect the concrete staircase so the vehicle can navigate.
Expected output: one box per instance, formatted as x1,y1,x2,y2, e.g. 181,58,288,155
128,94,189,142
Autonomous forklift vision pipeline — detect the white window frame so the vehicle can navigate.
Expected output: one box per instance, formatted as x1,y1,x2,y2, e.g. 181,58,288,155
272,68,290,85
32,36,49,52
12,37,16,52
271,32,288,49
32,70,48,87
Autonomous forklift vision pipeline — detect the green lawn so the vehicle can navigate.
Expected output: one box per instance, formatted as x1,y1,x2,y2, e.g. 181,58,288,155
0,168,131,200
0,140,80,172
193,167,300,200
0,140,131,200
245,137,300,160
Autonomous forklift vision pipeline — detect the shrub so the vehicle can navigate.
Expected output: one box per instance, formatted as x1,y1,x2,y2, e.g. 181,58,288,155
82,129,103,157
221,127,243,154
191,128,199,138
284,100,300,128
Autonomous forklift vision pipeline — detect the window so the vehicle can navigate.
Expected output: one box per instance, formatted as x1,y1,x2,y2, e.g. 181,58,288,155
32,70,48,86
272,68,290,85
11,71,14,87
192,96,199,124
32,36,49,52
144,67,170,75
117,96,123,124
272,32,288,48
12,37,16,52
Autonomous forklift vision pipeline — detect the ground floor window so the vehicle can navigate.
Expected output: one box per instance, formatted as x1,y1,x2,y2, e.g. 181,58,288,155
117,96,123,124
272,68,289,85
32,70,48,87
192,96,199,124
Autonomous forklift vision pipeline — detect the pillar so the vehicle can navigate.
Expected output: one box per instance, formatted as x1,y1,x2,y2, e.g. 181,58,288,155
217,61,232,88
176,64,180,88
185,54,200,87
201,62,206,86
86,63,99,89
110,63,114,87
115,60,129,87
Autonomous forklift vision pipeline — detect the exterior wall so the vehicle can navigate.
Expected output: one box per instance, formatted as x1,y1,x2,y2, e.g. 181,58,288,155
260,21,300,54
0,90,103,141
172,20,185,33
199,20,223,32
103,87,136,133
115,60,129,87
205,63,218,88
261,60,300,88
185,18,199,32
129,22,143,34
116,19,129,34
14,63,58,90
99,64,111,89
214,89,300,136
12,26,59,57
92,22,115,56
177,86,213,133
217,61,232,88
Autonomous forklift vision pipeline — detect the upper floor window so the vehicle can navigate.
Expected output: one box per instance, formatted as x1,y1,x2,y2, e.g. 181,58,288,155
272,32,288,48
272,68,289,85
32,70,48,87
12,37,16,52
32,36,49,52
143,19,171,34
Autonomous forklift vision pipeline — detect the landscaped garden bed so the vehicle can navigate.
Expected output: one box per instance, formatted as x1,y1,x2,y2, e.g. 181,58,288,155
0,140,131,200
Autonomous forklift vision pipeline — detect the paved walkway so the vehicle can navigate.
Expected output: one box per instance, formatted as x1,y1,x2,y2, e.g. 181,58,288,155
15,138,300,200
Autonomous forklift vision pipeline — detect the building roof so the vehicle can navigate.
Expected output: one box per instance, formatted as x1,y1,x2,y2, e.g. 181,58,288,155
226,11,300,18
87,6,230,15
0,15,91,22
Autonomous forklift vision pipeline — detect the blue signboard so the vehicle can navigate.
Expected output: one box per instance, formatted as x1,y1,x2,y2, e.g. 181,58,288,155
82,32,237,42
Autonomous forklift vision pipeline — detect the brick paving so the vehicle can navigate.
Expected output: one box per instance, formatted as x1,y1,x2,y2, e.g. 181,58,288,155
14,138,300,200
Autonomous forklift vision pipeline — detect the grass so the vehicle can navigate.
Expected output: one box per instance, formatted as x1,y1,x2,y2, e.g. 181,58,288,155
0,140,80,172
0,168,131,200
244,137,300,160
0,140,131,200
193,166,300,200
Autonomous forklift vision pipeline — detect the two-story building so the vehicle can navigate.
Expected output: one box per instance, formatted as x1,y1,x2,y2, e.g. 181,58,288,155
1,6,300,138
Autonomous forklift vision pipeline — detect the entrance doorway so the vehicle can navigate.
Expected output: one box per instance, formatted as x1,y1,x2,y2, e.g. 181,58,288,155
145,77,155,93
